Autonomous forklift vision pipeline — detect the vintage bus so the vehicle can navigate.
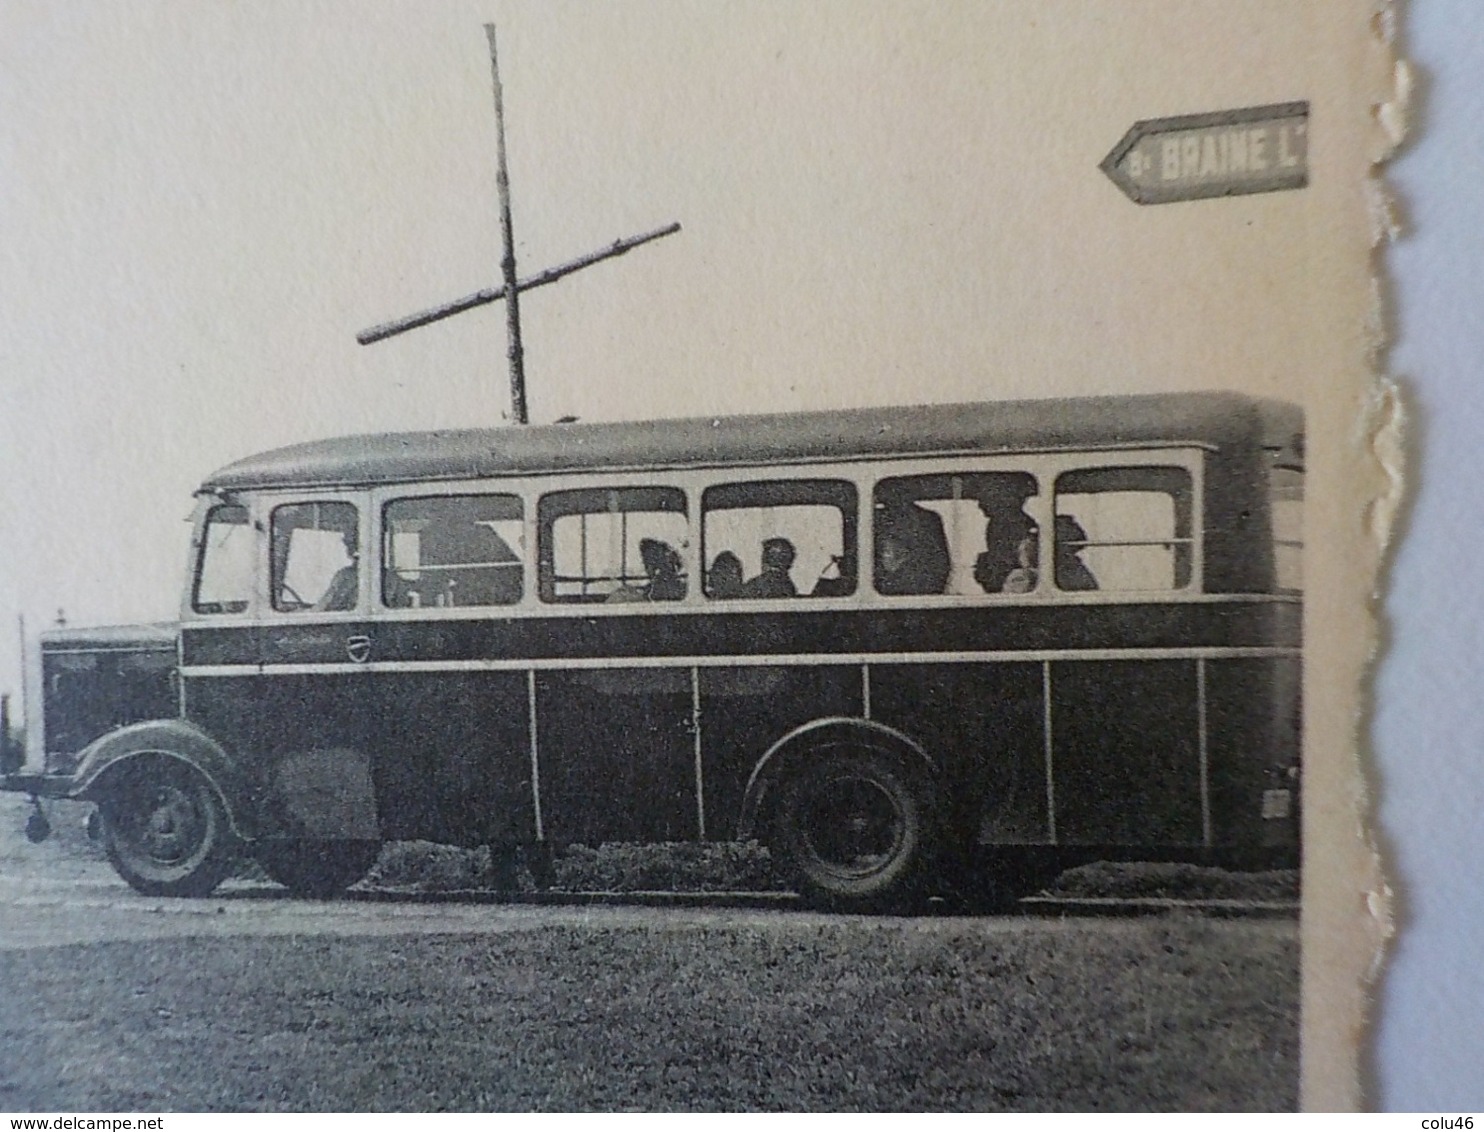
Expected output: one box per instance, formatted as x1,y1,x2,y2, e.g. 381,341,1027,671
0,391,1302,910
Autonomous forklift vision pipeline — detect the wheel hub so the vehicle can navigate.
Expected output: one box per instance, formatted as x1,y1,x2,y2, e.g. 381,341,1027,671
803,776,905,876
140,788,200,864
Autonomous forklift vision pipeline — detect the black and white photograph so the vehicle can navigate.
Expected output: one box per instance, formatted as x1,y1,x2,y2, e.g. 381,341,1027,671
0,1,1398,1112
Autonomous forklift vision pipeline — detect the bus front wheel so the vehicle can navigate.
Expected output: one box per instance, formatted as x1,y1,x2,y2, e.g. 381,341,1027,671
255,839,381,898
98,758,235,898
772,745,936,913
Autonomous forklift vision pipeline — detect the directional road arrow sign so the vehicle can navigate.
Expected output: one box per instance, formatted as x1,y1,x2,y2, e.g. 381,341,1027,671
1101,101,1309,205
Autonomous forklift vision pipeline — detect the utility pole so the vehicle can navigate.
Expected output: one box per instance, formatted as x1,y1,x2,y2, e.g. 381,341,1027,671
358,24,681,426
485,24,527,425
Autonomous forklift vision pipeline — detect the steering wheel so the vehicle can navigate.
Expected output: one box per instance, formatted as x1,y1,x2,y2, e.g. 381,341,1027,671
277,582,310,611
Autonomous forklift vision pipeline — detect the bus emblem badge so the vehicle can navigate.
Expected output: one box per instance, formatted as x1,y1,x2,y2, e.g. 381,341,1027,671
346,636,372,664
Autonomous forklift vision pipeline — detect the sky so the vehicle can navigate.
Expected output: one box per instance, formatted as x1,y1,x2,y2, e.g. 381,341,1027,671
0,1,1336,695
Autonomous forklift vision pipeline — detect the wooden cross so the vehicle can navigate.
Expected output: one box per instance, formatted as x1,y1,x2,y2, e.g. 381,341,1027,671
357,24,681,425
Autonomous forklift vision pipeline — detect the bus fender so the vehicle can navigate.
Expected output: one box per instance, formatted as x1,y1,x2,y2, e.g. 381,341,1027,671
736,716,938,842
69,719,257,841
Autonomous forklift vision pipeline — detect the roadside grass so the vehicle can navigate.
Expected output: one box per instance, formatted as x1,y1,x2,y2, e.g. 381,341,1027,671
366,840,1296,904
1,796,1297,902
1053,861,1299,903
0,917,1298,1111
367,839,786,894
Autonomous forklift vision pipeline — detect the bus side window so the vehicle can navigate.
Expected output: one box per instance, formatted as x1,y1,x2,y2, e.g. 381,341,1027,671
702,480,857,600
1052,466,1194,592
192,504,253,615
538,486,689,603
872,471,1039,596
383,494,524,609
1270,465,1303,592
270,501,361,613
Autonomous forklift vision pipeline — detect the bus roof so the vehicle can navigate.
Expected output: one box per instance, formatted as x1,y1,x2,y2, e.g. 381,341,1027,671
201,391,1302,492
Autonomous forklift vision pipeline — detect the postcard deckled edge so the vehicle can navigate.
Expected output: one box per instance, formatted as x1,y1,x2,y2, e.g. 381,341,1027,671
1302,0,1410,1111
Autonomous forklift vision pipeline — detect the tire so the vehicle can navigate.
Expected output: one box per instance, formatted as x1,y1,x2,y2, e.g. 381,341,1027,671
255,839,382,898
772,743,937,912
98,758,235,898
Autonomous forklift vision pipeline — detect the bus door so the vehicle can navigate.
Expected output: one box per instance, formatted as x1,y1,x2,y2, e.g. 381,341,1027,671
1044,459,1206,848
372,490,536,846
251,495,380,841
862,466,1052,847
533,485,698,844
181,496,265,808
695,477,866,838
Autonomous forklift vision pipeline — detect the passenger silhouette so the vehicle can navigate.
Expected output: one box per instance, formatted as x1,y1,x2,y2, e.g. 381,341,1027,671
739,538,797,599
873,504,950,595
707,550,745,598
1053,514,1099,591
606,537,685,603
641,538,686,602
1000,531,1039,594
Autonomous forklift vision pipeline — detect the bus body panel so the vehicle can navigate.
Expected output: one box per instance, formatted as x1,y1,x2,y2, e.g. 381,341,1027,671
179,599,1298,851
870,662,1049,845
699,665,864,842
185,667,538,845
1204,655,1301,859
1050,659,1203,846
181,601,1295,665
185,669,378,841
536,668,694,844
1203,444,1275,594
370,670,533,845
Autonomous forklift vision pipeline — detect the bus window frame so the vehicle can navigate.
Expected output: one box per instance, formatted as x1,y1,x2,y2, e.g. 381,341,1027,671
1046,455,1202,598
370,479,538,619
212,443,1212,628
366,470,708,619
183,493,270,623
1268,461,1304,596
538,482,693,606
1040,448,1204,598
867,463,1044,600
699,472,860,603
380,489,528,610
193,490,371,627
184,496,259,620
371,463,875,619
267,497,368,617
859,446,1205,604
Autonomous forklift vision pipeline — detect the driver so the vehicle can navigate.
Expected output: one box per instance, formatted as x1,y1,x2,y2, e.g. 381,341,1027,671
312,528,360,612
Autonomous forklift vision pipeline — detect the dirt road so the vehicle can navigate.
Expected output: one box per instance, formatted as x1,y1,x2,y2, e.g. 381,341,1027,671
0,795,1295,950
3,862,1301,950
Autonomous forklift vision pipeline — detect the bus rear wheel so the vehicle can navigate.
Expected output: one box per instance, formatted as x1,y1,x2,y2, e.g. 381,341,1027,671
772,746,936,913
255,839,381,898
98,759,235,898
